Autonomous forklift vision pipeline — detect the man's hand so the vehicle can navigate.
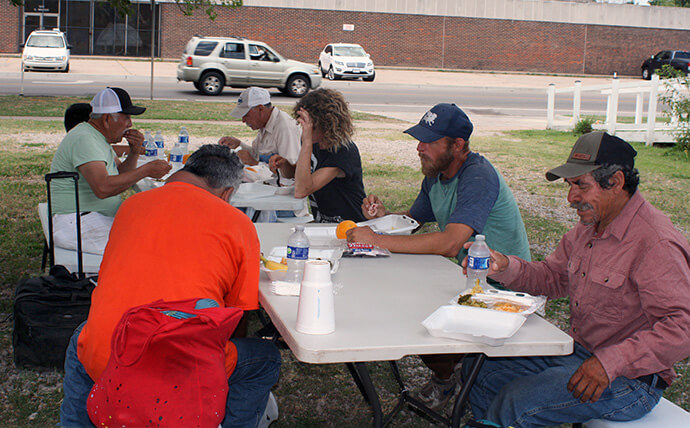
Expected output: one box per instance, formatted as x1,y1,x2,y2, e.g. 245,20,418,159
123,129,144,152
567,356,610,403
237,150,258,166
460,241,510,276
361,195,386,219
346,226,379,245
269,154,287,173
144,159,172,179
218,136,242,149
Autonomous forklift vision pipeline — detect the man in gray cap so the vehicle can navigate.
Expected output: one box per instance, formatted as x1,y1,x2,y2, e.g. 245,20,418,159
218,87,301,170
348,103,531,410
460,131,690,427
50,87,170,254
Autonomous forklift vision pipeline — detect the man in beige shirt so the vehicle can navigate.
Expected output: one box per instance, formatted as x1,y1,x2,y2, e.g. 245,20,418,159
218,87,301,170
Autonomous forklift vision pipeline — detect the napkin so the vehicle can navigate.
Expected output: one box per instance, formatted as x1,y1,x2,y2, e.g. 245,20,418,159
272,280,301,296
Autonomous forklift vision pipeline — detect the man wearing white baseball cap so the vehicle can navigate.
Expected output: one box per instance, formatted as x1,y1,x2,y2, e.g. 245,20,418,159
50,87,171,254
218,87,300,170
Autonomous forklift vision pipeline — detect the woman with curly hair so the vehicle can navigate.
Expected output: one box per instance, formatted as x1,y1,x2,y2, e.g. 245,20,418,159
273,88,366,223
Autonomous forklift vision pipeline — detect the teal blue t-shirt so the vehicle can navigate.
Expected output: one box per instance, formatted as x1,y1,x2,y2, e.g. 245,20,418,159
50,122,121,216
410,152,531,262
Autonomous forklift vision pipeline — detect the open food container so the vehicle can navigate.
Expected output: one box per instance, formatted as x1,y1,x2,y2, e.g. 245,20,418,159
264,246,343,276
422,305,527,346
450,288,546,317
301,226,340,247
357,214,419,235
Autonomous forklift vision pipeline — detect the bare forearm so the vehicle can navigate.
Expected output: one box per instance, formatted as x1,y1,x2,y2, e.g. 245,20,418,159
117,152,141,173
374,230,466,257
89,169,150,198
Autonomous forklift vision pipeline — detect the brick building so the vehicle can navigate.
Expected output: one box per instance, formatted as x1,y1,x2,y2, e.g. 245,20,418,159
2,0,689,76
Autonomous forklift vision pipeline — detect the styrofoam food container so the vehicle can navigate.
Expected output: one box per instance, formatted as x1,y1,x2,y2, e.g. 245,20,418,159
260,265,287,281
357,214,419,235
268,246,342,274
274,185,295,196
450,288,546,317
422,305,526,346
232,182,277,199
301,226,339,247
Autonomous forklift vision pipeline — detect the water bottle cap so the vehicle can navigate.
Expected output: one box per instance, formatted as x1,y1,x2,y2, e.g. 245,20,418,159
295,225,305,231
476,234,486,241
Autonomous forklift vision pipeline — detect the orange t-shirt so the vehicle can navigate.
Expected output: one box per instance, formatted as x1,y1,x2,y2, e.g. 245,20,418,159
78,182,260,381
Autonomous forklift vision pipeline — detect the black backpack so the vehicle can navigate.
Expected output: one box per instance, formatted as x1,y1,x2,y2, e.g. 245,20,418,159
13,171,96,369
13,265,95,369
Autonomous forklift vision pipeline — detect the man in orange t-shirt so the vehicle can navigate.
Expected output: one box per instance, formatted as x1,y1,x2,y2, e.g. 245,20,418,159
60,145,281,427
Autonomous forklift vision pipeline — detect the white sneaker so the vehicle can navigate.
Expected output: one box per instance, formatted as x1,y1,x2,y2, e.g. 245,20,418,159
258,392,279,428
416,375,459,411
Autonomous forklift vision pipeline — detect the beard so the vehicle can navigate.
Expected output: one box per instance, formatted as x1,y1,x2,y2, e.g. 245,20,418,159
420,149,454,178
570,201,598,226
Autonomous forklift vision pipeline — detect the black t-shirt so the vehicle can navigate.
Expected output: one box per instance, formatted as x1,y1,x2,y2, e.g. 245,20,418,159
310,141,366,223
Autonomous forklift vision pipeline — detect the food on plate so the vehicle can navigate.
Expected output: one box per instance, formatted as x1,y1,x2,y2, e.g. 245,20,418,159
260,255,287,271
457,293,488,308
493,302,523,313
245,166,256,172
336,220,357,239
367,202,379,217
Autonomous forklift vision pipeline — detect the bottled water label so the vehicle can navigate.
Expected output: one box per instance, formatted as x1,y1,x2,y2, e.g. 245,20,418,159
287,246,309,260
170,153,183,163
468,255,490,270
145,147,158,157
179,135,189,144
155,140,164,149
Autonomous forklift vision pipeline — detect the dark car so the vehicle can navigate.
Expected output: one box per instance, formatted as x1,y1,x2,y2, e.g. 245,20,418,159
641,50,690,80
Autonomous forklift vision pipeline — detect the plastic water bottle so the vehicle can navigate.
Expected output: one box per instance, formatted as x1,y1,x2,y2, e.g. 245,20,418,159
285,225,310,284
154,130,165,159
143,130,153,158
144,134,158,160
169,142,184,173
178,127,190,155
467,234,490,289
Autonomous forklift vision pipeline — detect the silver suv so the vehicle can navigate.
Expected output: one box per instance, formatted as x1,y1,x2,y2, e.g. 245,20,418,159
177,36,322,97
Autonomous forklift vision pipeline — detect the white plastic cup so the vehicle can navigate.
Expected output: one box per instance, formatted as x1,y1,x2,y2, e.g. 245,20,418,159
296,260,335,335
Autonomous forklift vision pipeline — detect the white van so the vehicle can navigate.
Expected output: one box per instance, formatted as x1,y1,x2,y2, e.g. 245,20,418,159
22,29,71,72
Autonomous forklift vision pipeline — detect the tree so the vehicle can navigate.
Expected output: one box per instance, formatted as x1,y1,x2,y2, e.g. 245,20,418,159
650,0,690,7
9,0,243,19
659,65,690,159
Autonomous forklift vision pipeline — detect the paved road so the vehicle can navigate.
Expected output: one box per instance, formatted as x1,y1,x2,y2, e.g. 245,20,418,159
0,56,653,130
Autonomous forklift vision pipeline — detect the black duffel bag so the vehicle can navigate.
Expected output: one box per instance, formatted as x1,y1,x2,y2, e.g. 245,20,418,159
13,264,96,369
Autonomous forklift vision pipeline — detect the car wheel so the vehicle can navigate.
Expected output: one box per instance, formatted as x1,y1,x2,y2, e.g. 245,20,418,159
63,63,69,73
199,71,224,96
327,67,340,81
641,67,651,80
363,71,375,82
285,74,310,97
318,61,326,77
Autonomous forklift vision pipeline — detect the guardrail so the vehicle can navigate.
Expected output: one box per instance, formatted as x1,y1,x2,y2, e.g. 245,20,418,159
546,74,685,146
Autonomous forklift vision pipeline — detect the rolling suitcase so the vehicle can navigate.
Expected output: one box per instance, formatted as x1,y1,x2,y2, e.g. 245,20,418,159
13,171,96,369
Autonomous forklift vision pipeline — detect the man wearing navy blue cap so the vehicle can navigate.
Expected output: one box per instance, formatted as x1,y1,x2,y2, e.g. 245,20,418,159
347,103,531,410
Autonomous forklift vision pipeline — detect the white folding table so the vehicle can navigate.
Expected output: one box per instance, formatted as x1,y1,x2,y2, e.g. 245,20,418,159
134,179,306,221
255,223,574,427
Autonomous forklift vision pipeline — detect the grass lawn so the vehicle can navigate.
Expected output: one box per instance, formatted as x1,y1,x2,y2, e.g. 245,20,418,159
0,96,688,426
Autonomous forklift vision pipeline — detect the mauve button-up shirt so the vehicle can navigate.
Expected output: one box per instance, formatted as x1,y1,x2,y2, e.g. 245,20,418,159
492,191,690,385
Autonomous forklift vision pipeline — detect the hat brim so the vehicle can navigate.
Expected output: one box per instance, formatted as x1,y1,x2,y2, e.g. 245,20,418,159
230,105,250,118
121,106,146,116
403,123,446,143
545,162,601,181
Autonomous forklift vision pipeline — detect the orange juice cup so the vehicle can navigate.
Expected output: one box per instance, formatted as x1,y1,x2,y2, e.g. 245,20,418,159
183,154,191,164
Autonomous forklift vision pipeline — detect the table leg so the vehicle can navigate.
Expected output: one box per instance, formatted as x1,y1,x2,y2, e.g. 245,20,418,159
451,353,486,428
350,362,384,427
346,362,371,406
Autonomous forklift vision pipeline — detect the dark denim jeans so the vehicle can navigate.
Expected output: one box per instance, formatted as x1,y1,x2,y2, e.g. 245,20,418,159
60,322,281,428
463,342,664,427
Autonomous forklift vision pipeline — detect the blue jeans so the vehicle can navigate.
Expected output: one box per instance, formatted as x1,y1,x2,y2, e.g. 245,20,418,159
60,323,281,428
463,342,664,427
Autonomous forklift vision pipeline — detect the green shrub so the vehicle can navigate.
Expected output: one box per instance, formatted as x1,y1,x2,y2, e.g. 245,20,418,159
573,117,594,136
659,65,690,160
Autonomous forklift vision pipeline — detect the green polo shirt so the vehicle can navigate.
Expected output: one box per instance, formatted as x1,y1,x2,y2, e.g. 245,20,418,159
50,122,121,216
